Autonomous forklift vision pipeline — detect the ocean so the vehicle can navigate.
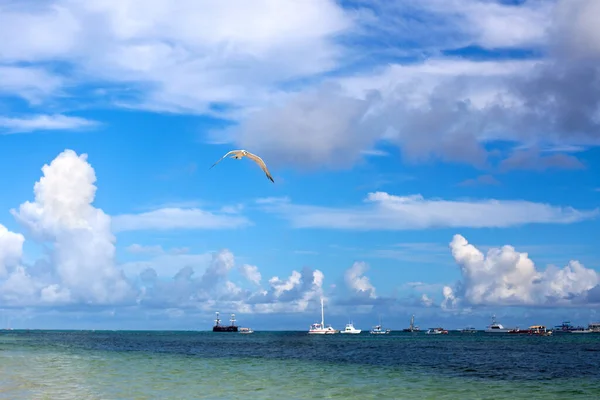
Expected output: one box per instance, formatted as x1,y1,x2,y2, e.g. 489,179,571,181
1,330,599,399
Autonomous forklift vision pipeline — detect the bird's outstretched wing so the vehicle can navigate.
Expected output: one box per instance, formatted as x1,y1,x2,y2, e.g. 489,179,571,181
209,150,241,169
244,151,275,183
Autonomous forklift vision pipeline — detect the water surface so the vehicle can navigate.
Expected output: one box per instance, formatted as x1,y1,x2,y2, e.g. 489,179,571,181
1,330,599,399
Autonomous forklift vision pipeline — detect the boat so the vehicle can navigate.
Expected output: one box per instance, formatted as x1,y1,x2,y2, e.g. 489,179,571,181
571,328,592,334
308,298,338,334
426,327,448,335
239,327,254,334
553,321,587,333
212,312,238,332
507,327,530,334
528,325,552,336
588,323,600,333
370,315,391,334
370,324,391,334
340,322,361,334
459,326,476,333
402,314,420,332
484,315,511,333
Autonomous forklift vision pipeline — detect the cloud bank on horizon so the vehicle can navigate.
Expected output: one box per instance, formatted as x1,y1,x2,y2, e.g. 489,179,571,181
0,150,598,324
1,0,600,329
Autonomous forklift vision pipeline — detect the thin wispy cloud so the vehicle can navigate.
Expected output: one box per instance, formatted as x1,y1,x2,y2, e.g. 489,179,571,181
112,208,252,232
0,114,99,134
257,192,598,230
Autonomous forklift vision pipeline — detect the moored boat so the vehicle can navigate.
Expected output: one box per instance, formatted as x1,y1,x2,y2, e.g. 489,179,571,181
528,325,552,336
426,327,448,335
587,323,600,333
308,298,338,334
402,314,420,332
553,321,586,333
213,312,238,332
484,315,512,333
370,324,391,334
340,322,361,334
508,327,530,334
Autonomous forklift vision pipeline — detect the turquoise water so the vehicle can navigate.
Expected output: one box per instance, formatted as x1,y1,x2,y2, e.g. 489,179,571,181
1,331,599,399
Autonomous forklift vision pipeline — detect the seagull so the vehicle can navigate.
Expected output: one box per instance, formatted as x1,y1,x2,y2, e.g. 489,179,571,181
210,149,274,183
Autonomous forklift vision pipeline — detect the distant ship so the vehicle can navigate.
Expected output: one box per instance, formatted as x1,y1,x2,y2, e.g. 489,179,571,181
370,315,391,334
553,321,588,333
402,314,420,332
308,297,338,334
484,315,511,333
212,312,238,332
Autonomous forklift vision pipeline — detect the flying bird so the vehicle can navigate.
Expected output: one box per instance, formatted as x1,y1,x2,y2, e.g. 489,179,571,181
210,149,274,183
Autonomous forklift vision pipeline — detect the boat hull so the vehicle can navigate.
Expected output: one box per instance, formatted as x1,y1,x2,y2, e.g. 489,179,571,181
213,326,238,332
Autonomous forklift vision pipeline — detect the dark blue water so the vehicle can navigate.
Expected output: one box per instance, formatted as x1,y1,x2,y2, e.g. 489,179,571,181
2,330,600,399
7,330,600,380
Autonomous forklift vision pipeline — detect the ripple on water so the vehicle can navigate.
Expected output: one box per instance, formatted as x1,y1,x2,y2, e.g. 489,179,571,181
1,331,600,399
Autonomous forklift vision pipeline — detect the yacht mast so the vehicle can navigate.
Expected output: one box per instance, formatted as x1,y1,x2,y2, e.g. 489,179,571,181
321,297,325,327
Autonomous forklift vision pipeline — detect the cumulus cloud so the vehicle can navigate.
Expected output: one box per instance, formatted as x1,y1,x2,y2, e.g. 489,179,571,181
344,261,376,299
0,149,386,318
258,192,598,230
10,149,132,305
0,224,24,278
239,264,261,285
420,294,433,307
447,234,600,307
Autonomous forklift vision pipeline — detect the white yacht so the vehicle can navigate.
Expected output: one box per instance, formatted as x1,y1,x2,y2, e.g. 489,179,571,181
239,327,254,334
370,316,391,334
308,298,338,334
484,315,511,333
340,322,361,334
426,327,448,335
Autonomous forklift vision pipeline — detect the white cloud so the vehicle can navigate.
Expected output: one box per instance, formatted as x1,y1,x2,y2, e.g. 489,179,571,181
239,264,261,285
448,234,600,306
126,244,164,255
112,207,252,232
420,294,434,307
441,286,458,310
225,0,600,169
344,261,376,299
0,0,353,113
11,149,132,305
258,192,598,230
0,114,99,134
0,224,25,278
1,0,598,172
350,0,552,53
0,66,64,104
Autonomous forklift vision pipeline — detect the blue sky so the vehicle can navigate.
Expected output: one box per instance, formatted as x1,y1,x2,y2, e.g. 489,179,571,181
1,0,600,331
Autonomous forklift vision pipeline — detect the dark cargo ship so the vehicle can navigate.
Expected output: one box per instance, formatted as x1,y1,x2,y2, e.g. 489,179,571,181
212,312,238,332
